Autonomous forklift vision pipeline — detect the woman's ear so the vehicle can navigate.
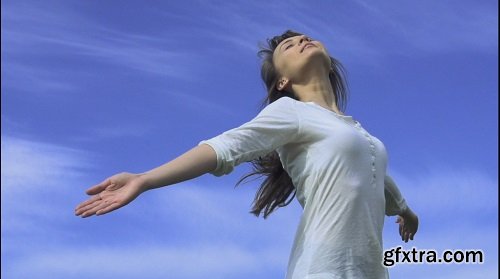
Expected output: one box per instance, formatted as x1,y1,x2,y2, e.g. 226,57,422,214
276,78,289,91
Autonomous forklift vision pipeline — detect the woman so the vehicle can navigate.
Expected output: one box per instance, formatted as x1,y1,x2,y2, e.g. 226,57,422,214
75,30,419,278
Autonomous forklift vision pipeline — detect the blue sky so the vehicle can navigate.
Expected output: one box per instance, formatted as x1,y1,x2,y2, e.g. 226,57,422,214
1,0,497,278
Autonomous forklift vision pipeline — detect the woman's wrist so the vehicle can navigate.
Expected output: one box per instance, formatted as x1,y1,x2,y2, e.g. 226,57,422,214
136,172,154,192
400,204,411,217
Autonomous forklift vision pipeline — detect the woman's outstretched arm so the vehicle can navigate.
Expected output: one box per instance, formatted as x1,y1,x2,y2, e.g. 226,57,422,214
140,143,217,189
74,143,217,218
76,97,298,218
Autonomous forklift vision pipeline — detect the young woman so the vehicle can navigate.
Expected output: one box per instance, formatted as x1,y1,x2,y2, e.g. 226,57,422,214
75,30,419,279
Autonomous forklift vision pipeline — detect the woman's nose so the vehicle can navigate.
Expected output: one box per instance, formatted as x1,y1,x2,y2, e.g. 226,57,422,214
299,35,309,45
299,35,306,44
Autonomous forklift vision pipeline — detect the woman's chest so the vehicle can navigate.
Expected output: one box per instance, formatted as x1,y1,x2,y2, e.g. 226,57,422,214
303,113,385,156
279,110,388,175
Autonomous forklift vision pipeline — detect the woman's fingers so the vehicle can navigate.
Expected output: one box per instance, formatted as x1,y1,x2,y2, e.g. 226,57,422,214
409,225,417,240
75,195,101,213
80,200,112,218
395,213,418,242
75,192,117,217
96,202,121,216
402,225,409,242
76,172,141,218
401,224,417,242
75,197,102,216
77,200,104,217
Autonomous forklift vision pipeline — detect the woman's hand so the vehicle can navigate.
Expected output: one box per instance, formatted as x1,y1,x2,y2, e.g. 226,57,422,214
396,207,419,243
75,172,148,218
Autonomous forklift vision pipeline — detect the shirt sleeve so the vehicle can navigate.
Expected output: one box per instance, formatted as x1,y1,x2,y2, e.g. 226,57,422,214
198,97,300,177
384,174,409,216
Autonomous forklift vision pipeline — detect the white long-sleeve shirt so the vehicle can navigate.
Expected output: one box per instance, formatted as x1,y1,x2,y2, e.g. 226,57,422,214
198,96,408,279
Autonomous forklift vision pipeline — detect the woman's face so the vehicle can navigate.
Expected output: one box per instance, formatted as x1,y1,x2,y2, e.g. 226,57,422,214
272,34,331,83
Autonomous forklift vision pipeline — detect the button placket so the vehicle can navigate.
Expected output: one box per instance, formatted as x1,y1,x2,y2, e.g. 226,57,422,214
362,128,377,186
333,116,378,187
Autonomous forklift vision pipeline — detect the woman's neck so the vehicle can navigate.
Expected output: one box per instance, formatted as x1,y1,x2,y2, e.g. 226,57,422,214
291,75,342,115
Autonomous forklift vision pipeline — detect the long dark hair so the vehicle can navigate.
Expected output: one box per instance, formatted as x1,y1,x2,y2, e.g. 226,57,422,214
235,29,349,219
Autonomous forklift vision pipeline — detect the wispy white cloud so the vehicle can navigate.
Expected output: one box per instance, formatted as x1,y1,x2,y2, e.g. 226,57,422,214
2,26,195,80
352,0,498,54
150,181,302,239
2,62,78,96
1,2,197,79
1,136,93,194
1,136,94,233
387,166,497,217
2,2,239,130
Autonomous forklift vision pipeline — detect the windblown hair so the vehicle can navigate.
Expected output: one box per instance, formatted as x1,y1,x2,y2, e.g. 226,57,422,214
235,29,350,219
